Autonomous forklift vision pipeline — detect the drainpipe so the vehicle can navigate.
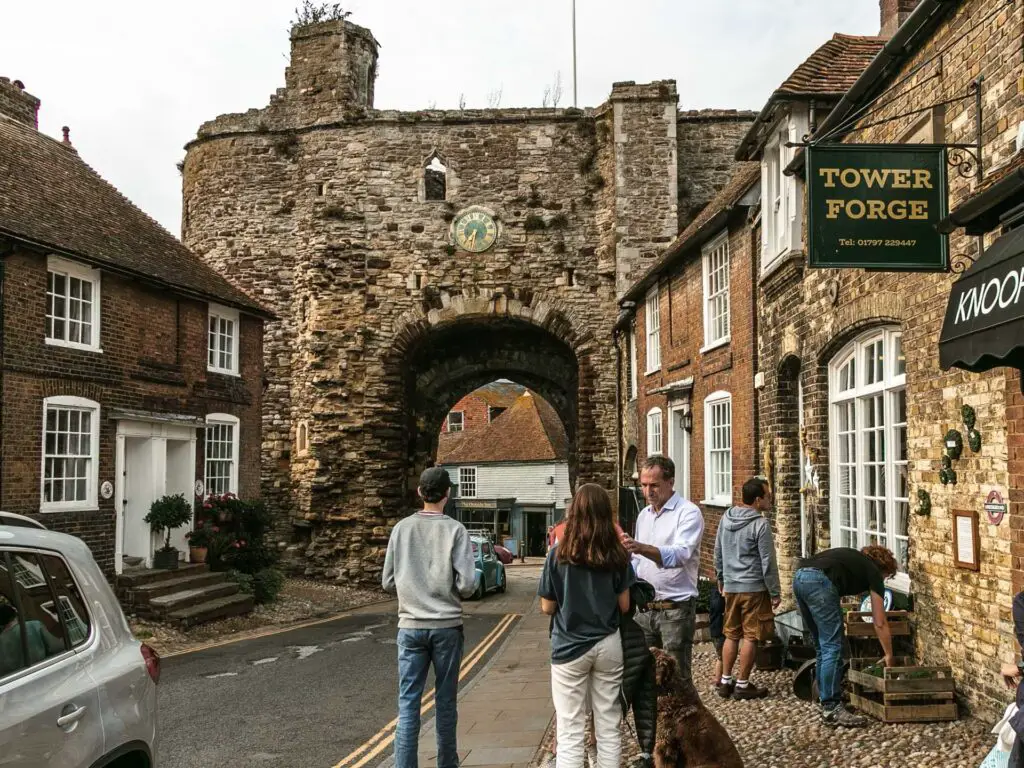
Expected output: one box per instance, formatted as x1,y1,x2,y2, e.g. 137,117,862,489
0,245,6,507
613,327,623,493
750,222,761,479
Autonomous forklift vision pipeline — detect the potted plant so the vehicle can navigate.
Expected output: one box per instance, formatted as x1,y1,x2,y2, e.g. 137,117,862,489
144,494,194,570
185,521,211,564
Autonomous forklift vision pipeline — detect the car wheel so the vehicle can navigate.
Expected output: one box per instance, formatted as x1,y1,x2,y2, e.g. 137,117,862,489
497,568,506,593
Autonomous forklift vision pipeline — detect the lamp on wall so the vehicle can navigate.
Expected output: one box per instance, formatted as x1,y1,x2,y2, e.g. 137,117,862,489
679,409,693,433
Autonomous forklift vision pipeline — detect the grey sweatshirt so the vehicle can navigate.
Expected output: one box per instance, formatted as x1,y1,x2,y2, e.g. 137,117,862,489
713,505,781,597
382,512,477,629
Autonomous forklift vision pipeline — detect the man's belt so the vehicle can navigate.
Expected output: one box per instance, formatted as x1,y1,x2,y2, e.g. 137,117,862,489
646,599,692,611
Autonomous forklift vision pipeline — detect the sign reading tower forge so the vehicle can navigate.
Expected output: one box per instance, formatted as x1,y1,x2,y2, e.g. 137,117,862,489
181,18,755,583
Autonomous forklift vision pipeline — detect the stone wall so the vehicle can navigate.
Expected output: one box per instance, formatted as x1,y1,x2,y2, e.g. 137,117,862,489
183,19,753,582
756,0,1024,716
0,77,39,128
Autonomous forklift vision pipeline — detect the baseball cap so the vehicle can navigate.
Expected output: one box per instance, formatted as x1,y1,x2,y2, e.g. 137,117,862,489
419,467,452,497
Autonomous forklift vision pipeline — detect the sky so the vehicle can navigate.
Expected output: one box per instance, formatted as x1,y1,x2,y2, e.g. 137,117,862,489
1,1,881,235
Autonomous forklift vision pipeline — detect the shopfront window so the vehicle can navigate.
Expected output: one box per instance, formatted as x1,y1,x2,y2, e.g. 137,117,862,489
829,327,909,586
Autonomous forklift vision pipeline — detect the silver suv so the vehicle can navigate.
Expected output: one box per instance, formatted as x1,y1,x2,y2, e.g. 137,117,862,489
0,513,159,767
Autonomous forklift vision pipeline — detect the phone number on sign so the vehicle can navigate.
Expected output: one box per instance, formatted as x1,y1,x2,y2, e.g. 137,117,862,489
838,238,917,247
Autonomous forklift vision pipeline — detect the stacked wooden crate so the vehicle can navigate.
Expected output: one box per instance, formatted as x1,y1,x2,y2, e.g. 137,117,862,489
847,656,958,723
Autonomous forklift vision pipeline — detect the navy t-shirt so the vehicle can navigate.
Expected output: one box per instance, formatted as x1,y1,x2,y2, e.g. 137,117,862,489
538,545,636,664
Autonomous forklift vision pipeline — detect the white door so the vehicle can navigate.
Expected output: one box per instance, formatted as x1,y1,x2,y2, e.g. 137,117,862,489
668,404,690,501
165,439,195,555
122,437,158,565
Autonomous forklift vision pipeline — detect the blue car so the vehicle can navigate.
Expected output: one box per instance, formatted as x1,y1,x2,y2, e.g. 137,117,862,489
469,536,507,600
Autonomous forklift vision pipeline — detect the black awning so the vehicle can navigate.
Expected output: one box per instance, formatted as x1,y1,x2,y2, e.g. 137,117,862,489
940,225,1024,372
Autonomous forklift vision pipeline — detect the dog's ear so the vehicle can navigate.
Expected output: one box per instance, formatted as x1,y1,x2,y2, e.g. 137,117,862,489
652,648,677,689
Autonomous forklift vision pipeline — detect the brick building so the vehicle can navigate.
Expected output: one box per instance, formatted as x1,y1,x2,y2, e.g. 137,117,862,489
436,380,524,456
0,79,269,576
182,17,755,582
749,0,1024,715
616,165,761,572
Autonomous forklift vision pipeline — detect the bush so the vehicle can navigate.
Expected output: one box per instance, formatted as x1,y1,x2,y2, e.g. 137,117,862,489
144,494,193,551
198,495,278,575
229,567,285,605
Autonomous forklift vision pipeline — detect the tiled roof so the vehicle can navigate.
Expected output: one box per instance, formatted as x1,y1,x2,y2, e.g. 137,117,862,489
0,115,269,316
778,34,886,97
623,163,760,302
439,392,568,464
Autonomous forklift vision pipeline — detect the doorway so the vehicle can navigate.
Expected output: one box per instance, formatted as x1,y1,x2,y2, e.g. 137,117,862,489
115,420,198,572
667,403,690,501
525,512,548,556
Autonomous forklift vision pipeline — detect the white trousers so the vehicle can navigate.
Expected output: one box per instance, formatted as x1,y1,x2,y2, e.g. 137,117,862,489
550,631,623,768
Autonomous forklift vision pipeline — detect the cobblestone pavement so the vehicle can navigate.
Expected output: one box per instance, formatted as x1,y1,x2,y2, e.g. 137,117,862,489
616,644,995,768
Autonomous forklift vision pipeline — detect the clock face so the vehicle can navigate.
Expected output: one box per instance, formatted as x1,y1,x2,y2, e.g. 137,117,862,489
453,209,498,253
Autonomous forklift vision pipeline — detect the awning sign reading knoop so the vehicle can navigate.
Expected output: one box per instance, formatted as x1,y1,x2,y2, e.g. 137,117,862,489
940,225,1024,372
806,144,949,271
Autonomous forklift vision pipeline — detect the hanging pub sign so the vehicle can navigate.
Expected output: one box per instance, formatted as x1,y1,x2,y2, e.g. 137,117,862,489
806,144,949,271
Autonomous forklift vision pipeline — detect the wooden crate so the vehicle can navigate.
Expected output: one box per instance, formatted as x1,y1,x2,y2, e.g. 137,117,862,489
847,657,958,723
844,610,911,637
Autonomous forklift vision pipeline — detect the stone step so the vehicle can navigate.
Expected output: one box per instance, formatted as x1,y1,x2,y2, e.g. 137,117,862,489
167,593,255,629
129,570,228,602
118,563,209,589
139,582,241,618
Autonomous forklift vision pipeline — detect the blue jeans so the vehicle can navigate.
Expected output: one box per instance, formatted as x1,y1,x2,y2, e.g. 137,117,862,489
395,627,464,768
792,568,844,709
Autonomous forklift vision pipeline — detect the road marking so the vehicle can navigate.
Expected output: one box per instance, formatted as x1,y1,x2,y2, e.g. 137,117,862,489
253,657,278,665
291,645,323,660
330,613,519,768
161,598,396,659
204,672,238,679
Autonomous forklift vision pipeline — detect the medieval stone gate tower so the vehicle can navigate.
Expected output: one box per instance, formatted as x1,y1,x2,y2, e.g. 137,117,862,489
182,18,752,582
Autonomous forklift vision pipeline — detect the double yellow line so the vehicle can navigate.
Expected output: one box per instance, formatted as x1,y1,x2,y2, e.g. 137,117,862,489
331,613,519,768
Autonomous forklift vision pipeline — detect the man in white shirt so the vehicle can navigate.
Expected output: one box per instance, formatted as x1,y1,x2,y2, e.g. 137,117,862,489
621,455,704,685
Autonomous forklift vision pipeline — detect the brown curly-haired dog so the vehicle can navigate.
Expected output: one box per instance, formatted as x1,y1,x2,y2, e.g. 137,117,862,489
651,648,744,768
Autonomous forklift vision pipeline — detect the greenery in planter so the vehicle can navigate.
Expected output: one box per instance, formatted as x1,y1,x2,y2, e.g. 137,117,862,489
197,495,281,602
228,567,285,605
144,494,193,552
184,520,213,548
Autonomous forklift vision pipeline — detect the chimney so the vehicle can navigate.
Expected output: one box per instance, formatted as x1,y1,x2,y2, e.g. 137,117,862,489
880,0,922,37
0,77,40,128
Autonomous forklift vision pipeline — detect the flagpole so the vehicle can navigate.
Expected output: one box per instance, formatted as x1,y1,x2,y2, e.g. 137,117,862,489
572,0,578,108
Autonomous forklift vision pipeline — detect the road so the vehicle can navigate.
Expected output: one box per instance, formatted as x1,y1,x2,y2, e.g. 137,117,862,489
157,564,540,768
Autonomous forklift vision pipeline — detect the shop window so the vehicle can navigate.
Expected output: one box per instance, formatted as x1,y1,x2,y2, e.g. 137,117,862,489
829,327,909,587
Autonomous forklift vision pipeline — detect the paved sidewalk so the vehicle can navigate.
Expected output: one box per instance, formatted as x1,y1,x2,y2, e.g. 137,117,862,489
415,571,553,768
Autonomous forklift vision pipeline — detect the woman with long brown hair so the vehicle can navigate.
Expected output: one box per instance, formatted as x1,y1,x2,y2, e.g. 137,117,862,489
538,483,635,768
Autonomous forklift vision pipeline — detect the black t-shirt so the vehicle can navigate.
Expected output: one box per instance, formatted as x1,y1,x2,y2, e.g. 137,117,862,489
799,548,886,598
538,546,636,664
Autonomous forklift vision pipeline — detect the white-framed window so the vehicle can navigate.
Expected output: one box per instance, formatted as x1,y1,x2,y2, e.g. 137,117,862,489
459,467,477,498
205,414,239,496
829,327,909,589
645,286,661,373
761,110,806,273
628,322,638,400
704,392,733,507
40,396,100,512
208,304,240,376
45,256,101,352
701,231,731,350
447,411,464,433
646,408,663,456
296,421,309,455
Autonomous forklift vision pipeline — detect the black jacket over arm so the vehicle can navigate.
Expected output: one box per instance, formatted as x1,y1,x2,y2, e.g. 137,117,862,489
620,579,656,756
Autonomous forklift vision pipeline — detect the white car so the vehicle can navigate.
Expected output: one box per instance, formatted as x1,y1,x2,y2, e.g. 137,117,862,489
0,512,159,767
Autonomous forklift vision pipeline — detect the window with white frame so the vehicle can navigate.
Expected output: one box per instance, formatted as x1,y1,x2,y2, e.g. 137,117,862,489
702,232,731,349
628,322,638,400
205,414,239,496
459,467,477,498
646,408,663,456
761,111,806,273
645,286,661,373
41,396,100,511
447,411,464,433
704,392,732,506
46,257,101,351
208,305,240,375
829,328,909,585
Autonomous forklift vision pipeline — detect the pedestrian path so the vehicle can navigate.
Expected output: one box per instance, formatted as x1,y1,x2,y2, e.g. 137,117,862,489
414,572,553,768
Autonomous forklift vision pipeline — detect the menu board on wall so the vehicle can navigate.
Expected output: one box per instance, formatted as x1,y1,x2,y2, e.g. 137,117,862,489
953,509,980,571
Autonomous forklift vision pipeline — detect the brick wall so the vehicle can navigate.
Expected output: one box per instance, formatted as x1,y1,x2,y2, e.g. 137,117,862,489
0,244,264,575
441,393,492,436
755,0,1023,717
632,216,760,575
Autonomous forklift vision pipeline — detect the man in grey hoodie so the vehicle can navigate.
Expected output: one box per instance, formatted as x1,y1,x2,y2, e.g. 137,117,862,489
713,476,781,700
383,467,478,768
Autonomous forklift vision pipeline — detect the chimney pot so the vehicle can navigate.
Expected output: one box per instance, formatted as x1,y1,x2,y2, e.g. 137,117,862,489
880,0,922,37
61,126,71,145
12,80,24,90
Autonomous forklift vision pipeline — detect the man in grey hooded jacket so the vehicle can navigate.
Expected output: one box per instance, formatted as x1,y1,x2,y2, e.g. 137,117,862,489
713,476,781,700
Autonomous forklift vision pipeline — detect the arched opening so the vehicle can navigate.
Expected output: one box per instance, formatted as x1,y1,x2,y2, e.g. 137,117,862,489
424,154,447,201
776,355,806,557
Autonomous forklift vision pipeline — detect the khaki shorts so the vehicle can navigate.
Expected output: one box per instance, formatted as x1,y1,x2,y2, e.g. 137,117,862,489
722,591,774,641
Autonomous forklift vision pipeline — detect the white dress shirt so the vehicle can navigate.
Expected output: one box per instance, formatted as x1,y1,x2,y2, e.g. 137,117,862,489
631,492,705,602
